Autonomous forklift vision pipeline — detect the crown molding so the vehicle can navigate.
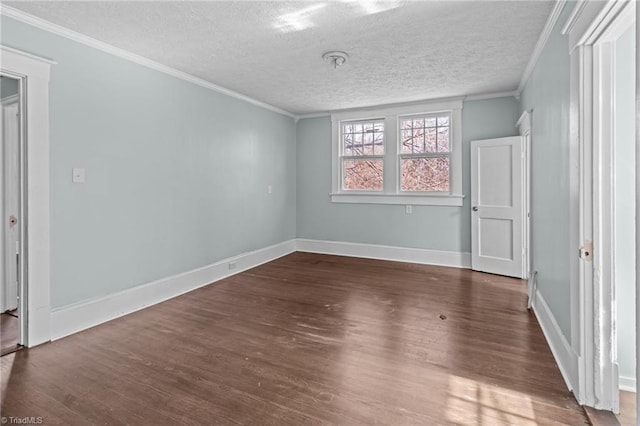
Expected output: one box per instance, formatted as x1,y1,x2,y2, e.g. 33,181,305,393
561,1,588,36
296,91,517,120
0,5,296,118
295,112,331,121
464,90,519,102
517,0,568,94
0,44,56,65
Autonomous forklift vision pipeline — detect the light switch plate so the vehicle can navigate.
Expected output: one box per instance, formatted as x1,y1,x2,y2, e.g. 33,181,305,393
72,168,85,183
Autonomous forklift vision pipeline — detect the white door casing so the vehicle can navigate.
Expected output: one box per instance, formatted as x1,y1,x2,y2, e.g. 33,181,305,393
1,97,20,312
0,97,3,312
0,45,54,347
471,136,524,278
517,110,532,281
562,0,636,411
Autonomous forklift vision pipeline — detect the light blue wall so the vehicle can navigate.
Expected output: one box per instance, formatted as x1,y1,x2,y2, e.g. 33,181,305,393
1,17,297,308
296,97,520,252
614,24,636,383
520,3,573,341
0,76,19,99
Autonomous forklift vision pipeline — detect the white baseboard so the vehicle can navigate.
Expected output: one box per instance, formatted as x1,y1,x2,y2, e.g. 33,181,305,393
50,239,296,340
296,239,471,269
619,376,637,393
532,289,579,392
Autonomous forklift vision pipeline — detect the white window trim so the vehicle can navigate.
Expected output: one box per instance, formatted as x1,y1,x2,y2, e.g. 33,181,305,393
330,98,464,206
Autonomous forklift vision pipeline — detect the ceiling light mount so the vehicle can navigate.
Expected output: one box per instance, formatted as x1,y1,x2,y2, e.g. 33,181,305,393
322,51,349,69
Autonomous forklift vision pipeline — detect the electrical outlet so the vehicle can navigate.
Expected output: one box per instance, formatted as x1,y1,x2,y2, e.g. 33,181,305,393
267,185,273,194
405,205,412,214
228,261,237,270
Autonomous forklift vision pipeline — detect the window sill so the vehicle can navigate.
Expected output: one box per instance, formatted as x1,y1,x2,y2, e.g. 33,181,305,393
330,193,465,206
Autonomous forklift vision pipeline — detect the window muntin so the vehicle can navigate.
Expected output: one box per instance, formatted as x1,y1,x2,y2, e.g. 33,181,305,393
341,119,385,191
399,113,451,192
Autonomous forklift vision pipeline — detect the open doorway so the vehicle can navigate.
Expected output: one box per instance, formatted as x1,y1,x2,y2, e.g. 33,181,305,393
0,46,53,349
0,75,22,356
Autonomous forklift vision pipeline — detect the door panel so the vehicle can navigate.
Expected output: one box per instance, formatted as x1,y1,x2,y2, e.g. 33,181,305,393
471,136,523,278
2,100,19,312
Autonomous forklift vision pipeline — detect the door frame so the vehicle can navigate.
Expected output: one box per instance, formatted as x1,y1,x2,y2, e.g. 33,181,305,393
635,1,639,421
562,0,635,411
516,110,532,281
0,45,54,347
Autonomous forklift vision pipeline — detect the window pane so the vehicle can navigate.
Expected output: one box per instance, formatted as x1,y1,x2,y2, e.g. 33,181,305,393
352,133,363,155
401,129,413,153
437,127,450,152
343,159,383,191
362,132,372,154
373,133,384,155
342,120,384,157
425,117,437,127
437,116,449,126
401,157,449,192
425,128,437,152
410,130,423,153
343,133,353,155
400,119,412,130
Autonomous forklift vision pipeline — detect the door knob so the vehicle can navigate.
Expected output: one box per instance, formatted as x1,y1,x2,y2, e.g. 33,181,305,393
472,206,479,212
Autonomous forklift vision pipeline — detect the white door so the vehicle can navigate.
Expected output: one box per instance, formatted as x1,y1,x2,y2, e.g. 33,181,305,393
1,98,20,312
471,136,523,278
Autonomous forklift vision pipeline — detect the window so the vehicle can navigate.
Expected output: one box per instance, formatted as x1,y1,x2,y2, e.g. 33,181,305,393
399,113,451,192
331,99,463,206
342,120,385,191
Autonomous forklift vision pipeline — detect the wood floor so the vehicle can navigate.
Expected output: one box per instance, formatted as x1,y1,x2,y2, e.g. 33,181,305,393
0,252,588,425
0,310,19,356
617,391,637,425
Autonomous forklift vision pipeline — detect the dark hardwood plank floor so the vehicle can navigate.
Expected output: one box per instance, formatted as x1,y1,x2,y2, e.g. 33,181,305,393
0,252,588,425
0,312,19,356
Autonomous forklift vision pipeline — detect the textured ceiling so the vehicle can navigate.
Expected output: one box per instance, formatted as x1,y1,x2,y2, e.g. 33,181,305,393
6,1,554,115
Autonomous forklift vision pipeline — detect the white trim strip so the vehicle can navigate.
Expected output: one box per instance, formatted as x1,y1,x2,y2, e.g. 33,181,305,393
296,112,331,120
296,239,471,269
50,239,296,340
517,0,568,94
0,5,295,118
516,109,532,129
330,98,463,122
0,44,56,65
297,91,517,121
531,287,579,393
464,90,519,102
619,376,637,393
330,193,464,206
561,1,588,36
